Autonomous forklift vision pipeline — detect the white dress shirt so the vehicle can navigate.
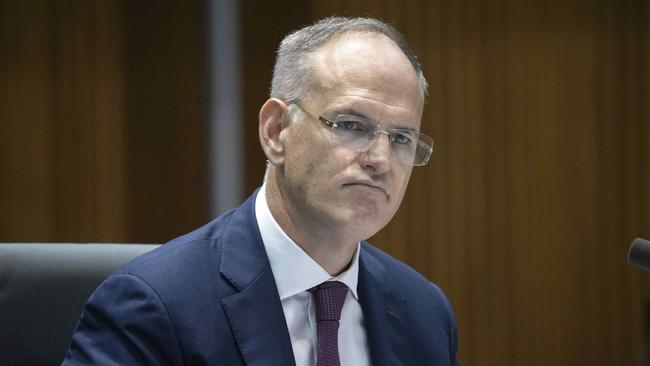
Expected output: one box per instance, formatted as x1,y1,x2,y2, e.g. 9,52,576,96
255,186,370,366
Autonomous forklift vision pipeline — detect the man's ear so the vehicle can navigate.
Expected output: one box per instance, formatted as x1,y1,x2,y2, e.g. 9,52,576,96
259,98,289,166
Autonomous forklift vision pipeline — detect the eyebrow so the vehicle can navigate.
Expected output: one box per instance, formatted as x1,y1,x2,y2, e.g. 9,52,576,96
332,108,419,132
333,108,371,120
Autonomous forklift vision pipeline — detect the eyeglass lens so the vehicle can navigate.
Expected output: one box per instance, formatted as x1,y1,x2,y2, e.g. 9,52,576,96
329,115,432,166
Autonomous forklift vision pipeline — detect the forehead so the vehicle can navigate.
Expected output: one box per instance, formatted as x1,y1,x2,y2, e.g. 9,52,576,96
308,33,424,129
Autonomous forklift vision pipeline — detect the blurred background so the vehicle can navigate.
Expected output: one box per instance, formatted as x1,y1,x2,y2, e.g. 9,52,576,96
1,0,648,364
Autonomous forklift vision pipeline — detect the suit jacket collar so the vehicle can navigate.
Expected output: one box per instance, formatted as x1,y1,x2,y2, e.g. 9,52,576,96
219,190,296,366
218,189,408,366
358,244,409,366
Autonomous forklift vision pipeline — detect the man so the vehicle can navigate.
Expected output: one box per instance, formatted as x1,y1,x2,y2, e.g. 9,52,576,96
64,17,459,365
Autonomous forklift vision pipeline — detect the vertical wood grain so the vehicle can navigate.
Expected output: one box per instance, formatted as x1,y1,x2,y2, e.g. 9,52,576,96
0,0,208,243
0,0,128,241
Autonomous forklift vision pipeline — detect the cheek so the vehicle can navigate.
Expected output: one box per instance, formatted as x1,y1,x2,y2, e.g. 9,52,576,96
391,168,413,202
398,171,412,192
283,138,335,192
282,127,318,169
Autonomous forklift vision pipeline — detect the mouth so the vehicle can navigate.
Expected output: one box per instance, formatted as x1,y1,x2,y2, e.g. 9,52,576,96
343,181,389,199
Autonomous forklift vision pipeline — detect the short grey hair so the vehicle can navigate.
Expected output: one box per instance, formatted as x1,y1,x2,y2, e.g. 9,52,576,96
270,17,428,105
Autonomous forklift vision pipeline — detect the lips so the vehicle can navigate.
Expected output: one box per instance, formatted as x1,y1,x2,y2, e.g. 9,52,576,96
343,180,389,198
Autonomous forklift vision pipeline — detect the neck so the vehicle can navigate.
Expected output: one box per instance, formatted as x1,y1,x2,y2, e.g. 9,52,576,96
264,170,357,276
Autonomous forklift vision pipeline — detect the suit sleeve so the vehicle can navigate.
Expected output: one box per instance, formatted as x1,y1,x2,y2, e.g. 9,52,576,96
426,280,461,366
62,274,184,366
450,307,460,366
441,283,460,366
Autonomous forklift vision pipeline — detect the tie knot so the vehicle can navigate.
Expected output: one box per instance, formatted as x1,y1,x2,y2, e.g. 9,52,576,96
309,281,348,322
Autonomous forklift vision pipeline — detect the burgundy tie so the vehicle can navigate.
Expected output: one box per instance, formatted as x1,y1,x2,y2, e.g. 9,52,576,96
309,281,349,366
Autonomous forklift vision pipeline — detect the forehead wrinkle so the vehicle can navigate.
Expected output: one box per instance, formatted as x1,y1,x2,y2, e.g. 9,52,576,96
331,108,418,129
325,96,422,130
330,91,418,111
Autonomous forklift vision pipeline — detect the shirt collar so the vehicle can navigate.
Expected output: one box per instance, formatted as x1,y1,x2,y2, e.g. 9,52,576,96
255,184,360,301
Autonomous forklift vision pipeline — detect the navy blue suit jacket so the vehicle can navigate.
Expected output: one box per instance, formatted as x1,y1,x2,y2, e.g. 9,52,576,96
63,191,459,365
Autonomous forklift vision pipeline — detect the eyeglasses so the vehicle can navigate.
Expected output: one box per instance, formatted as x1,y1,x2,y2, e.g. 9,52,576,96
293,103,433,166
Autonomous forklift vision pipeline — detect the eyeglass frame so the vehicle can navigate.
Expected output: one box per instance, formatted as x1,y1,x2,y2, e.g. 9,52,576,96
291,102,433,166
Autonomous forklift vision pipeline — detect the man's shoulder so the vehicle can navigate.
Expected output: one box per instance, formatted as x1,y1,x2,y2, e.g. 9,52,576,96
360,242,459,365
360,241,428,283
117,213,231,275
108,190,262,292
360,241,450,304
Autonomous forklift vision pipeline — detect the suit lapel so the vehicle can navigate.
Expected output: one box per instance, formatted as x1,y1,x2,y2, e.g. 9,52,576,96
217,192,410,366
358,245,409,366
219,191,296,366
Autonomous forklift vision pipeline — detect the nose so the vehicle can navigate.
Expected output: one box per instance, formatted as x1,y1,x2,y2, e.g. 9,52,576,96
360,132,391,174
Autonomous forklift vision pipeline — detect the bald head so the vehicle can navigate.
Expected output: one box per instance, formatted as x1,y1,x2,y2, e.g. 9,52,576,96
270,17,428,104
309,33,424,115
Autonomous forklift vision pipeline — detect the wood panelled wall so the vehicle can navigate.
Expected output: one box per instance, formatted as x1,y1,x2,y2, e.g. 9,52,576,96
1,1,648,365
0,0,208,243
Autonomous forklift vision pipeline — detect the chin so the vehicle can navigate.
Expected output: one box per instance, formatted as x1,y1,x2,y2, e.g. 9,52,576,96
319,195,396,239
340,208,391,240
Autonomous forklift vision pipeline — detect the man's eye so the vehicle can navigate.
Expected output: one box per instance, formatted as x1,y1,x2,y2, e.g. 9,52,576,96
337,120,365,131
391,132,413,145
